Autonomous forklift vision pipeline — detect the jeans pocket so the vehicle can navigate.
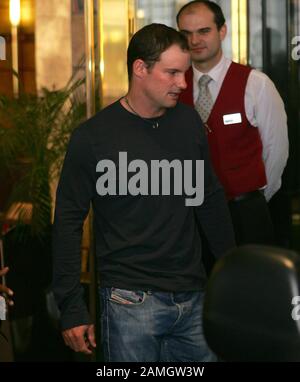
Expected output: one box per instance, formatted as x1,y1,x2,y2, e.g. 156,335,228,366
109,288,146,306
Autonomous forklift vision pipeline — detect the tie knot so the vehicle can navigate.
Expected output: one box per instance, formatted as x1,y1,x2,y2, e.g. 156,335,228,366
198,74,212,88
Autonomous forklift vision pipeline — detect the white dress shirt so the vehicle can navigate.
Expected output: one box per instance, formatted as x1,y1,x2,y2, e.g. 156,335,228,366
192,55,289,201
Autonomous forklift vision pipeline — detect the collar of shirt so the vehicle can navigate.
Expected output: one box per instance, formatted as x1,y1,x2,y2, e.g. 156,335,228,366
192,55,232,103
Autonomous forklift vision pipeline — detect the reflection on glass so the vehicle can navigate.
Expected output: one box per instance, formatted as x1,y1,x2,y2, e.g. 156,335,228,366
134,0,181,29
217,0,233,59
101,0,128,106
265,0,288,101
230,0,247,64
249,0,263,70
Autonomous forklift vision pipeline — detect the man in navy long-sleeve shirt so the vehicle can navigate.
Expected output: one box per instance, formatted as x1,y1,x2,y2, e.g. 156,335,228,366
52,23,235,362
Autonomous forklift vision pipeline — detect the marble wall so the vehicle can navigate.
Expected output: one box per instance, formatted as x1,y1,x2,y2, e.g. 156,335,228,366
35,0,72,91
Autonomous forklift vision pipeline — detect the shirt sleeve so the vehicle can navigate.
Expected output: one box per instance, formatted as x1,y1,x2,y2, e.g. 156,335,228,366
194,113,236,259
52,125,97,331
245,70,289,201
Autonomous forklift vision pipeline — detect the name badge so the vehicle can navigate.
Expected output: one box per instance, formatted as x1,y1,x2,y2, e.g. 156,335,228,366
223,113,242,125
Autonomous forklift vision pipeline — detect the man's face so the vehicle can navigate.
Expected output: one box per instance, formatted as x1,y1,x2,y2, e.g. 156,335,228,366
141,44,190,111
178,4,226,70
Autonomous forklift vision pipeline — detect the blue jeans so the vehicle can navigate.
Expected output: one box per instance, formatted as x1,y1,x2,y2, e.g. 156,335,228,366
99,287,216,362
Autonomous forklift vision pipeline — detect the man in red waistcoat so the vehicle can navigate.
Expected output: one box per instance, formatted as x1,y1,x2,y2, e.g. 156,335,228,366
177,1,288,255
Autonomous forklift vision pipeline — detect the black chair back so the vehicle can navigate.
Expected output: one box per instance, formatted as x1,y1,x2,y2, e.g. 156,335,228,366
203,245,300,361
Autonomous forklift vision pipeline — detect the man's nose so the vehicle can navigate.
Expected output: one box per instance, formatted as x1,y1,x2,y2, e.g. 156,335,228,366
177,74,187,90
190,32,200,46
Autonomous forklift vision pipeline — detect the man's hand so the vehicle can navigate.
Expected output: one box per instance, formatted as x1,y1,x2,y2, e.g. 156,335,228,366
62,324,96,355
0,267,14,306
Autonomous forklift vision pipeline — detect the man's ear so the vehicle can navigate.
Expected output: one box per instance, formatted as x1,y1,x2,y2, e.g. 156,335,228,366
132,59,147,78
220,24,227,41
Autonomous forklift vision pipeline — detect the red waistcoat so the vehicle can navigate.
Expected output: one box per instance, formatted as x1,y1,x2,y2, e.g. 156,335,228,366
179,63,267,200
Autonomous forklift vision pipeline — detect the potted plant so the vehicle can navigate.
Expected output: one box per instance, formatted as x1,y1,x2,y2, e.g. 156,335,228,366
0,76,86,240
0,75,86,360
